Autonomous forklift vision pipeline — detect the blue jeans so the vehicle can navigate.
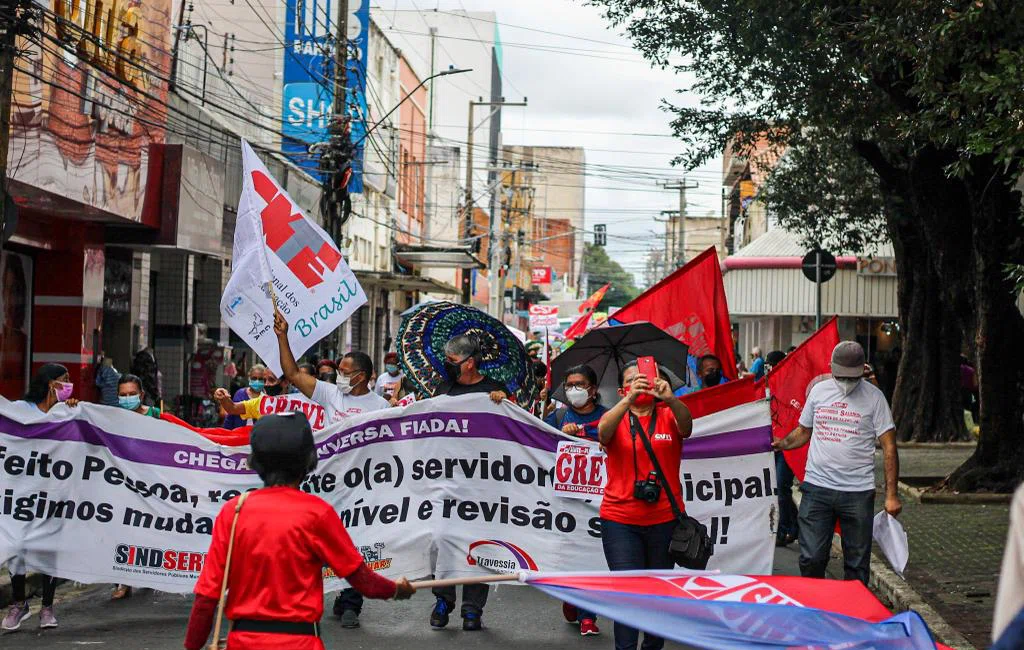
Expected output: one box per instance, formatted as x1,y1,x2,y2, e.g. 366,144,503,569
775,452,799,539
797,482,875,584
601,518,676,650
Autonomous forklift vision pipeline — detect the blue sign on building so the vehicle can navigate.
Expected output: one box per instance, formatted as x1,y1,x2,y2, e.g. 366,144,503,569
282,0,369,193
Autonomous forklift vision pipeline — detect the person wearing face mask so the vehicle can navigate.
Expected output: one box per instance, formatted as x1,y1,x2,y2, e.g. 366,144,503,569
771,341,901,586
674,354,728,397
223,364,268,429
2,363,78,632
596,360,692,650
374,352,404,401
214,371,290,424
317,359,338,383
427,334,508,632
544,364,605,636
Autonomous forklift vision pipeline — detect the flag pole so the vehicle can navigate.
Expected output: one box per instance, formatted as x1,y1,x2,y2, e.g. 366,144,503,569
410,574,521,590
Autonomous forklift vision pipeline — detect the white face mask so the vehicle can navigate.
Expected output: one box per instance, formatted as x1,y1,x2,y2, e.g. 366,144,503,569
336,375,353,394
565,387,590,408
835,377,860,395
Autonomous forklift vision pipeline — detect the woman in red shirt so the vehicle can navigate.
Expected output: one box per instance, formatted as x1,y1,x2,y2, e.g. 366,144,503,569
597,360,692,650
184,413,415,650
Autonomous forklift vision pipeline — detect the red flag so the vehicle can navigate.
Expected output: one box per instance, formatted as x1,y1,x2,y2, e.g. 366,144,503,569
613,247,738,379
160,412,252,447
757,317,840,480
579,283,611,313
563,312,591,339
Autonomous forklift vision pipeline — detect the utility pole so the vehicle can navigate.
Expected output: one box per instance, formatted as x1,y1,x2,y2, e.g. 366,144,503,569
0,0,31,252
324,0,349,247
428,27,437,131
487,167,514,319
662,178,698,267
460,97,527,304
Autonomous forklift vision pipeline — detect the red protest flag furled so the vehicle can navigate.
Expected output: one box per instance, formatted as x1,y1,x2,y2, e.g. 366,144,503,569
563,312,592,339
612,247,738,379
758,317,840,480
579,283,611,313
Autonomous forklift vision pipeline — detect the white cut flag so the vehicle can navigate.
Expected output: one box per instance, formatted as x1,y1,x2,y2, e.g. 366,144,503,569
872,511,909,577
221,141,366,374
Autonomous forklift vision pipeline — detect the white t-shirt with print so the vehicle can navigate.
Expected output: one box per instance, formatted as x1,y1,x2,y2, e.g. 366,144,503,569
311,379,391,423
374,371,404,398
799,378,896,492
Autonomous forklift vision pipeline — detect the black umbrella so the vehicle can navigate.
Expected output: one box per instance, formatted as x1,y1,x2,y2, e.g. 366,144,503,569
549,322,689,407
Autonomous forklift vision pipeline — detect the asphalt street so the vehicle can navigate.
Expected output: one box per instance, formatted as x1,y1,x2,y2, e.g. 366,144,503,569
0,545,804,649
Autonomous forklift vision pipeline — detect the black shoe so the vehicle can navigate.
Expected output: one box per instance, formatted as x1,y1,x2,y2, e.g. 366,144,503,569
430,597,453,629
462,611,482,631
340,610,360,628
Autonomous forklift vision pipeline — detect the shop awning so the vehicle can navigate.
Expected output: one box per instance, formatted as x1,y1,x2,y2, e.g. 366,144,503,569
354,271,462,295
394,244,485,269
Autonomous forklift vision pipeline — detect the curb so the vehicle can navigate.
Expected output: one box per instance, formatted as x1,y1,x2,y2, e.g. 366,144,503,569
896,442,976,449
791,489,976,650
898,481,1013,505
898,480,927,503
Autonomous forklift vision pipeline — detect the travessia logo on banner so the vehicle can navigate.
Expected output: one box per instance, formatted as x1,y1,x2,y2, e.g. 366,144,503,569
0,394,774,593
281,0,369,191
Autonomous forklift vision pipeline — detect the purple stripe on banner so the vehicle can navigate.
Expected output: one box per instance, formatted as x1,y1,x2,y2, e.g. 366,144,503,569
684,425,772,459
0,409,560,475
0,415,254,474
314,410,559,458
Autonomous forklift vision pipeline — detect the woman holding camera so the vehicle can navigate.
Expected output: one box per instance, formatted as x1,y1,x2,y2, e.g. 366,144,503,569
597,360,692,650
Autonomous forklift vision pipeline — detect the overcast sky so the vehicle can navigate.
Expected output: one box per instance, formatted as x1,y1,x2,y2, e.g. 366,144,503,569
376,0,724,286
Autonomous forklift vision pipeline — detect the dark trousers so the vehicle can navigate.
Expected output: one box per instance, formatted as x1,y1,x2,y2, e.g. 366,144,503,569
775,452,799,539
797,482,875,585
11,574,58,607
432,583,489,616
601,518,676,650
335,587,363,614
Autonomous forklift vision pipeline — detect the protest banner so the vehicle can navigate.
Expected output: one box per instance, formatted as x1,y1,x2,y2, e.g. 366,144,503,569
528,304,559,330
0,394,774,593
221,141,367,375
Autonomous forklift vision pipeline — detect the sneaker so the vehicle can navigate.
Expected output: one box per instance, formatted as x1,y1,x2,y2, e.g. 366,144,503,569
2,601,30,631
562,602,579,624
38,607,58,629
462,611,482,631
580,619,600,636
430,597,453,629
340,609,360,629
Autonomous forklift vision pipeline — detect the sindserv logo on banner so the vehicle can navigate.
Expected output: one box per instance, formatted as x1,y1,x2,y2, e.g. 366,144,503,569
113,544,208,578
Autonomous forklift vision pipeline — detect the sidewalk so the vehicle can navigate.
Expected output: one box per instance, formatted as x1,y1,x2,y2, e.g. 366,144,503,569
873,445,1008,649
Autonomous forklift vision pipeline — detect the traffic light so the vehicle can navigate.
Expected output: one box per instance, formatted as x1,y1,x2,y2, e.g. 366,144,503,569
594,224,607,246
517,229,525,246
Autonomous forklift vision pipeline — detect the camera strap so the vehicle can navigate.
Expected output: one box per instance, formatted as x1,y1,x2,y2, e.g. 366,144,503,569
629,410,686,522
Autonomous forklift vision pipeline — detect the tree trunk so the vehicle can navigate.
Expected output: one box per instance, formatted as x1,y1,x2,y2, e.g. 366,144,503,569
887,211,967,442
947,164,1024,492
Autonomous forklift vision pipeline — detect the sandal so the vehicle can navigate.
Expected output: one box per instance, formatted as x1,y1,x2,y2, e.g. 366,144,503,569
111,585,132,600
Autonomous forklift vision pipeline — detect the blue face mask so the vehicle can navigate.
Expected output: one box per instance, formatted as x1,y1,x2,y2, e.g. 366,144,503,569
119,395,141,411
385,364,399,375
249,379,265,392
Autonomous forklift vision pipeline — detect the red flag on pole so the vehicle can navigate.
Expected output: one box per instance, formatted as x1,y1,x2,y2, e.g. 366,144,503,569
612,247,738,379
579,283,611,313
757,317,840,479
563,312,591,339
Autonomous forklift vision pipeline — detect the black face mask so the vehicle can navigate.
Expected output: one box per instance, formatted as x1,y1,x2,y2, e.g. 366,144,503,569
443,360,464,382
265,384,283,396
702,369,723,387
320,372,337,383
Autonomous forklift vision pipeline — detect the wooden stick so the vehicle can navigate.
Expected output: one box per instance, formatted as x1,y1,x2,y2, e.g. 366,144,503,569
410,574,521,590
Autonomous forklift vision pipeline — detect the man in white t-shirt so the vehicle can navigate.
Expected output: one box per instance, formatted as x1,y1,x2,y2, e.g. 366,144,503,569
273,309,390,628
772,340,901,585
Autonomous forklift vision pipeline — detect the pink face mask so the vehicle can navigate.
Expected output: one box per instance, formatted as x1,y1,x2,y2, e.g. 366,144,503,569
55,381,74,402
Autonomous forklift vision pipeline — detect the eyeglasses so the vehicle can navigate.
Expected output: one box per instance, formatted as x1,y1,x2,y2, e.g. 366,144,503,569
565,382,591,390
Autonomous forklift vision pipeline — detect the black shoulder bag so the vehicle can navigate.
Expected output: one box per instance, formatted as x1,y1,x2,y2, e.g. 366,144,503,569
630,411,715,570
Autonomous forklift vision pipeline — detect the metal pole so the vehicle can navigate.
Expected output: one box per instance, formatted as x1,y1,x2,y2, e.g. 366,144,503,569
332,0,350,122
489,168,510,318
678,179,687,265
461,100,475,304
815,250,822,330
428,27,437,131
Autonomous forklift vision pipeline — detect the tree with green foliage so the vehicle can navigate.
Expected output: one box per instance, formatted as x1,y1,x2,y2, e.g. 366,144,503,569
582,243,641,308
589,0,1024,491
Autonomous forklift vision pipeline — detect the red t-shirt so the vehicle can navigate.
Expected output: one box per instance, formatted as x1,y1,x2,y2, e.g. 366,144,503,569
194,487,364,650
600,403,684,526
